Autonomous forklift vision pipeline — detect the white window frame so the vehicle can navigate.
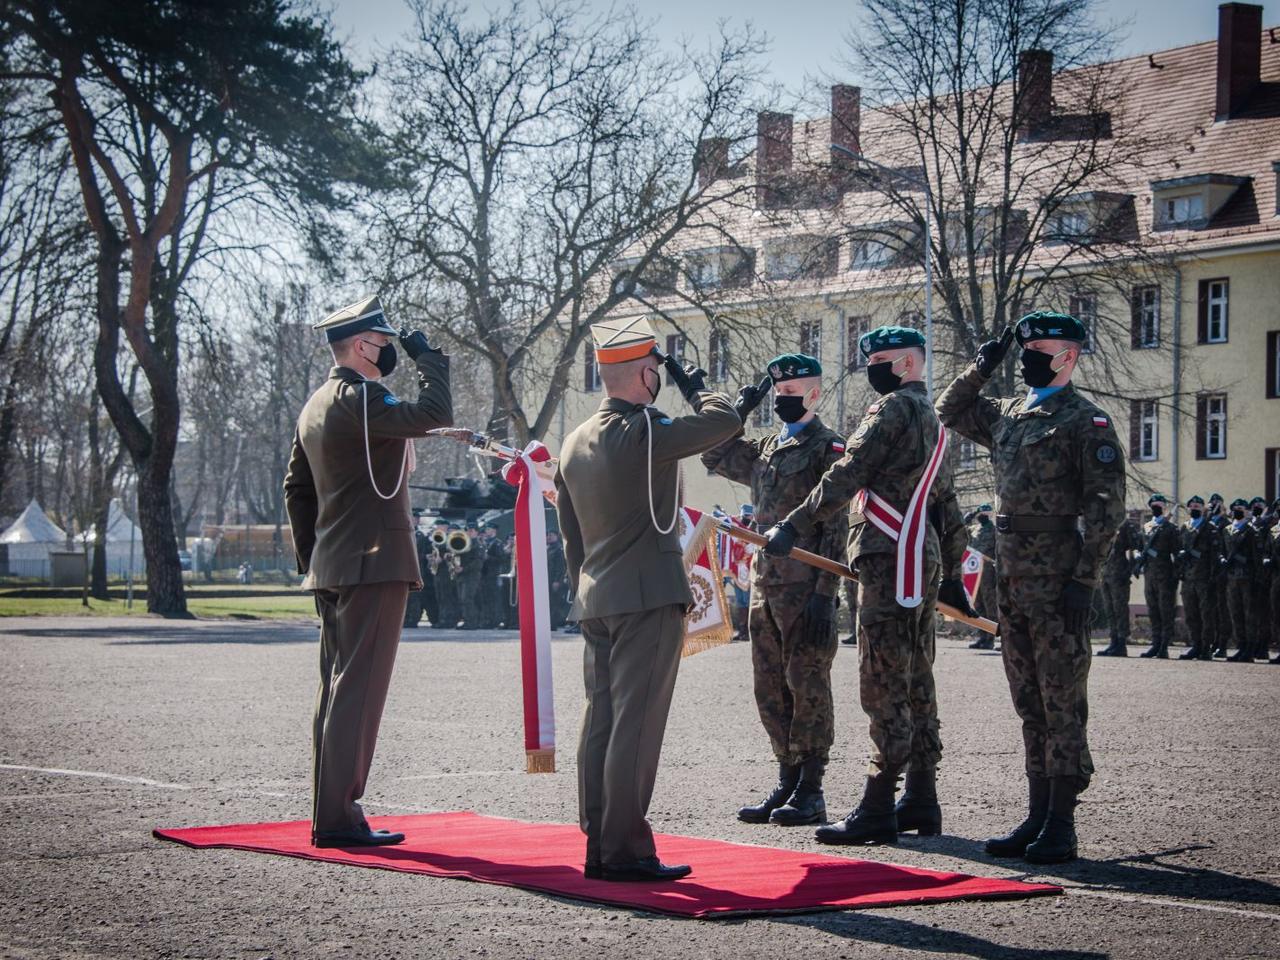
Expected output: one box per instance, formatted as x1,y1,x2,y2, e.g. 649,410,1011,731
850,238,894,269
847,315,871,370
1069,293,1097,354
1050,208,1089,239
1206,280,1229,343
1137,400,1158,461
1205,394,1227,459
800,320,822,359
1160,193,1204,226
1135,285,1160,348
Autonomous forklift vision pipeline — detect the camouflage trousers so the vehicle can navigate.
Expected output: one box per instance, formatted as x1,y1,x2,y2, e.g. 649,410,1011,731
1269,576,1280,657
1226,579,1252,653
1142,569,1178,646
748,581,837,765
855,554,941,777
1253,576,1274,658
1211,581,1231,652
1181,577,1215,652
1101,571,1131,641
996,575,1093,790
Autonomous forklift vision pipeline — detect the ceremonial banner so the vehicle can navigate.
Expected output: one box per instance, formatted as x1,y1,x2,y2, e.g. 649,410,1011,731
678,507,732,656
501,442,557,773
962,547,987,606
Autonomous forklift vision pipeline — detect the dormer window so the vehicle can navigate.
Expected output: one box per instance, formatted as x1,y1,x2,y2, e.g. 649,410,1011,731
1049,209,1089,238
763,235,838,281
1150,174,1249,231
1161,194,1203,226
611,256,678,299
684,246,754,291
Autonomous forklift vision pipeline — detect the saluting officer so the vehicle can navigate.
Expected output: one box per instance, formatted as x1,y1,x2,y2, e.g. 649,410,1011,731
1138,493,1180,659
762,326,972,847
555,316,740,882
937,311,1125,864
284,295,452,848
1177,495,1221,661
700,353,849,828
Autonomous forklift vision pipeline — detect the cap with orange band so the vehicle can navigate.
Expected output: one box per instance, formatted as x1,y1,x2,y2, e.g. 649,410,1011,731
590,316,658,364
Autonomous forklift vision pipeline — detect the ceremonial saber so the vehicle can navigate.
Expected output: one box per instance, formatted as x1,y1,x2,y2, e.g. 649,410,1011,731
714,518,999,636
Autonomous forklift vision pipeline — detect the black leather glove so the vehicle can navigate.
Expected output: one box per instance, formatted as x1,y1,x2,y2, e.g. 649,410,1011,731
663,355,708,403
936,577,976,618
399,328,440,360
762,520,798,557
802,593,836,645
1062,580,1094,635
733,375,773,421
974,327,1015,378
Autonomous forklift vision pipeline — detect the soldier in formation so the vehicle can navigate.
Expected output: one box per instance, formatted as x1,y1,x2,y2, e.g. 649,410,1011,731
1136,493,1179,659
1096,515,1140,657
1177,494,1222,661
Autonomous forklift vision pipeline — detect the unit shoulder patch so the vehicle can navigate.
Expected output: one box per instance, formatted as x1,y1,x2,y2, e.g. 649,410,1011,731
383,394,401,406
1094,442,1118,465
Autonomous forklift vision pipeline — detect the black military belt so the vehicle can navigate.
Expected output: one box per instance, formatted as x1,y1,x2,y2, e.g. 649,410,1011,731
995,514,1077,533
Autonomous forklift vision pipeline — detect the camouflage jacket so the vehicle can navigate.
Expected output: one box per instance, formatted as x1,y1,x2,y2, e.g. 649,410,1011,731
1250,519,1274,584
1179,518,1223,582
1104,518,1141,579
785,381,965,578
1209,515,1231,581
969,517,997,559
1221,521,1257,581
701,416,849,596
936,368,1126,586
1140,518,1180,573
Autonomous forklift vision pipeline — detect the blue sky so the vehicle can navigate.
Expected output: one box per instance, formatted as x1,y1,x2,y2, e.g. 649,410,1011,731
330,0,1277,94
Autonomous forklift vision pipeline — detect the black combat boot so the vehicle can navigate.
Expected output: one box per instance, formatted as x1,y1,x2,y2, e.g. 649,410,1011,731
969,636,995,650
1271,653,1280,664
814,772,898,845
1095,637,1127,657
984,775,1049,857
1227,647,1254,663
770,757,827,826
737,762,800,823
1178,644,1201,660
893,768,942,835
1212,643,1229,658
1024,776,1080,864
1139,638,1160,658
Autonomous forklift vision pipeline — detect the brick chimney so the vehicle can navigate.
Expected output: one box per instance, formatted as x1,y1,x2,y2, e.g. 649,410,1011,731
695,137,729,189
1017,49,1053,134
831,85,861,157
756,111,793,177
1216,2,1262,120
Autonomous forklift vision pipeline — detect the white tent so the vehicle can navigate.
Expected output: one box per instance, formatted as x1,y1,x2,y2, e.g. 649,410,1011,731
0,500,74,577
102,499,145,577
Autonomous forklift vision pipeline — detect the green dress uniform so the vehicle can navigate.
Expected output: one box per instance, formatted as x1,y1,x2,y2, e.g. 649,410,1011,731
1139,504,1180,659
1098,518,1140,654
1177,504,1222,660
1209,511,1232,656
702,390,848,825
1248,508,1274,660
1222,507,1258,661
555,375,739,873
284,297,452,844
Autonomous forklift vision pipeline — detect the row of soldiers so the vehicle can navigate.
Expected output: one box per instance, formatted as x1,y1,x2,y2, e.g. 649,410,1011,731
1098,493,1280,662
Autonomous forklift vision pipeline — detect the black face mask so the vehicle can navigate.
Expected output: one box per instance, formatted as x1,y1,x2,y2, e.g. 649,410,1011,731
372,342,398,378
1233,509,1246,521
1189,509,1202,520
1020,348,1063,388
1151,505,1163,517
773,394,809,423
866,360,902,395
643,367,660,404
1252,507,1264,518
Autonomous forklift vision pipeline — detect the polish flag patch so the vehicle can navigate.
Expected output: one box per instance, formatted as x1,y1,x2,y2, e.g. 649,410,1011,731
832,441,846,452
1092,415,1109,427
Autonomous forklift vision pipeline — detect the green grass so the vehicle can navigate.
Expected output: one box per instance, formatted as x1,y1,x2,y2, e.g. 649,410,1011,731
0,594,318,620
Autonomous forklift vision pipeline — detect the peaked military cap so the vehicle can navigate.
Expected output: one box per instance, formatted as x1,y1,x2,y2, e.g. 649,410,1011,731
1186,494,1205,507
314,294,396,343
1230,497,1249,509
766,352,822,382
858,325,926,359
591,315,657,364
1147,492,1168,506
1013,310,1088,347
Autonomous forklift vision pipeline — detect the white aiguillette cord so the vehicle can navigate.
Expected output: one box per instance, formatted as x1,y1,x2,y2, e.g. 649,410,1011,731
643,405,681,535
361,381,413,501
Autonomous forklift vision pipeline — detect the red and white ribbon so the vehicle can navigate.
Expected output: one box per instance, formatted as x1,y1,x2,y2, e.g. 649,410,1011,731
501,441,556,773
853,424,948,608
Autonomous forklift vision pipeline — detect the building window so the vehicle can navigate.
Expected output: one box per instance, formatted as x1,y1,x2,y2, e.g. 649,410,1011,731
708,330,729,383
847,315,871,369
800,320,822,359
1048,208,1089,240
958,438,977,471
1198,278,1229,343
850,238,894,269
753,402,774,428
1267,330,1280,399
1159,193,1204,226
1196,393,1228,460
1267,448,1280,503
1069,293,1097,354
583,341,601,392
1131,285,1160,349
1129,400,1158,461
664,334,685,385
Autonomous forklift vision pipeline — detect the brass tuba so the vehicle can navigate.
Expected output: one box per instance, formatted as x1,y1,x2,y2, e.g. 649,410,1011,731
447,530,471,554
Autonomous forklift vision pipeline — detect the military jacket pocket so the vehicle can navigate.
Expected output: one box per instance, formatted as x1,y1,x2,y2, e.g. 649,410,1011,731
1010,423,1071,483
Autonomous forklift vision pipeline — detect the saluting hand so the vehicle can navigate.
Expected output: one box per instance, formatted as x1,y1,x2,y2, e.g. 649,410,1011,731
664,355,709,404
974,327,1015,378
762,520,797,557
733,375,773,421
400,328,442,361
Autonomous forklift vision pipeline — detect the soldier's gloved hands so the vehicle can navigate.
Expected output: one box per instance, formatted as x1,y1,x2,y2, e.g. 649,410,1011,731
1062,580,1094,635
733,374,773,421
762,520,798,557
937,577,976,617
399,328,440,360
802,593,836,645
974,327,1015,378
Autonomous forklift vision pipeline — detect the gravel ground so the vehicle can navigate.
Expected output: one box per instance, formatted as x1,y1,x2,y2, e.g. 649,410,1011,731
0,616,1277,960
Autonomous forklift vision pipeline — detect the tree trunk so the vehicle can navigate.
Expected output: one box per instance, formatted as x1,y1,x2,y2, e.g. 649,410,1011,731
90,497,109,600
136,452,188,616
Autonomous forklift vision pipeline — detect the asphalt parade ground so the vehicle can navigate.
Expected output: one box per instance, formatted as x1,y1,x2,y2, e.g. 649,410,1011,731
1,617,1277,960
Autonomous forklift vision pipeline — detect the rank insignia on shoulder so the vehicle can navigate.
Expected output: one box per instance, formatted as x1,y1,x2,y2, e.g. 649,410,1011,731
832,441,846,452
383,394,401,406
1092,415,1109,427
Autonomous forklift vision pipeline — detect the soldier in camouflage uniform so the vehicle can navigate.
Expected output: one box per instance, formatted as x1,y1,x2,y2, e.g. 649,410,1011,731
1223,498,1258,662
762,327,972,846
937,311,1125,864
1207,494,1231,657
1096,516,1140,657
1267,516,1280,664
967,505,997,650
701,353,848,827
1177,495,1221,661
1248,497,1274,661
1137,493,1180,659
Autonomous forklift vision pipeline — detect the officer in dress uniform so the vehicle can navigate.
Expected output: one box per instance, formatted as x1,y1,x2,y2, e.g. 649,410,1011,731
762,326,971,846
700,353,849,828
555,316,740,882
1177,495,1221,661
1137,493,1179,659
937,311,1125,864
284,295,452,847
967,504,998,650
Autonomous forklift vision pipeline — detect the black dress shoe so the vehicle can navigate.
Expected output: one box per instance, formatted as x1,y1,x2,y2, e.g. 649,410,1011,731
601,857,691,882
584,860,603,879
312,825,405,848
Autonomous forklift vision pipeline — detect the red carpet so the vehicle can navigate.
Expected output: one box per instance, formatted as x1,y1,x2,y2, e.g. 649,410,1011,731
154,811,1060,919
